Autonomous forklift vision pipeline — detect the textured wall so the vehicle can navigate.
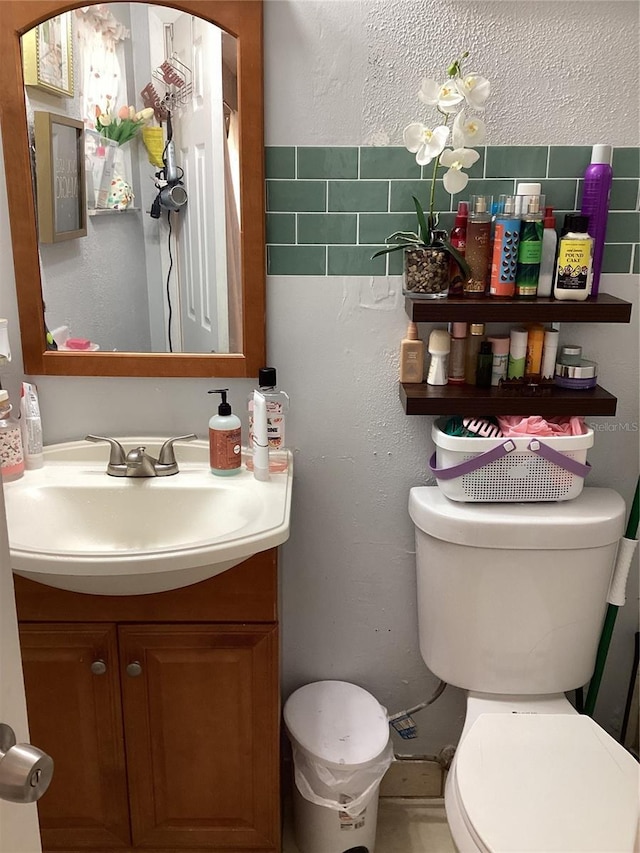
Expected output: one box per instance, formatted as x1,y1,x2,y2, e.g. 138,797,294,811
266,0,640,147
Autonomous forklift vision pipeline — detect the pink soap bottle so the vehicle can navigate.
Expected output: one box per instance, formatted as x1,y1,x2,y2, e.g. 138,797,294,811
580,144,613,297
0,389,24,481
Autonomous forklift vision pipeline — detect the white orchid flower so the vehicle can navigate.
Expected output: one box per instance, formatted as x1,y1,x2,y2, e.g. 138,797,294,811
440,147,480,194
452,111,486,148
455,73,490,111
403,123,450,166
418,78,464,114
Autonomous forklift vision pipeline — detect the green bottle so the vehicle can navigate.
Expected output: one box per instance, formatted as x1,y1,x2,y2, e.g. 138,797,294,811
515,196,544,298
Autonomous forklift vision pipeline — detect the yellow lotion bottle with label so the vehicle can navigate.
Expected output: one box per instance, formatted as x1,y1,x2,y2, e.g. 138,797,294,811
554,214,593,301
400,322,425,383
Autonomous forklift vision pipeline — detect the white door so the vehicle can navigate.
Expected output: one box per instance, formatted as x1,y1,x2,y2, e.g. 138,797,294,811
173,14,229,354
0,483,42,853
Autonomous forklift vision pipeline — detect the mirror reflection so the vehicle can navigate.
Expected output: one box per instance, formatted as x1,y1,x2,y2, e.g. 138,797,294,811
24,3,241,354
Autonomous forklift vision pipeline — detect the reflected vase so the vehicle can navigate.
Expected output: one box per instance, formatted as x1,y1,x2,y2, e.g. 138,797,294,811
403,246,450,299
105,145,134,210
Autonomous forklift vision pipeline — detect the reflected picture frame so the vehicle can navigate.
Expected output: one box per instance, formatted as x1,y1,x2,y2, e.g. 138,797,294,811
22,12,74,98
34,111,87,244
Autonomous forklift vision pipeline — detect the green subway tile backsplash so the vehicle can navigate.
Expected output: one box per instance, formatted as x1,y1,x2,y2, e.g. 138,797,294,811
328,181,388,212
266,213,296,244
547,147,592,179
297,147,358,179
297,213,357,244
268,245,326,276
360,147,420,179
265,147,295,179
390,180,450,214
602,244,633,274
485,146,548,179
606,212,640,244
328,246,385,276
267,180,326,212
265,145,639,276
612,148,640,178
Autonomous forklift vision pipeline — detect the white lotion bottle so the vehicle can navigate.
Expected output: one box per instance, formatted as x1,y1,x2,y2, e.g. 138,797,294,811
427,329,451,386
208,389,241,476
537,207,558,297
252,390,270,481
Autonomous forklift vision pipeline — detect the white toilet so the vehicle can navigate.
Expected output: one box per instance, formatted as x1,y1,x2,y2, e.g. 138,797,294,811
409,486,640,853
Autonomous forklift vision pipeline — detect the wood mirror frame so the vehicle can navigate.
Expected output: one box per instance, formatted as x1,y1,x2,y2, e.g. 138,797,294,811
0,0,265,378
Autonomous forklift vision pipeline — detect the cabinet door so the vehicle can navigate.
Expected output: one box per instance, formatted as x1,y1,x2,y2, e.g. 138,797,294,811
119,624,279,851
19,624,131,849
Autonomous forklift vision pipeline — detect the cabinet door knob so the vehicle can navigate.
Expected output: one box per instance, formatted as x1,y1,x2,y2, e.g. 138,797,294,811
126,661,142,677
90,659,107,675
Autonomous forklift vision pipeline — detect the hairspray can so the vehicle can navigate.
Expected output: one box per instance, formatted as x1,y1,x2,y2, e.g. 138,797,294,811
489,195,520,297
580,144,613,297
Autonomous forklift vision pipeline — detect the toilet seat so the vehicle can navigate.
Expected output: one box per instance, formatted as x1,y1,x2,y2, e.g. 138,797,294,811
453,713,640,852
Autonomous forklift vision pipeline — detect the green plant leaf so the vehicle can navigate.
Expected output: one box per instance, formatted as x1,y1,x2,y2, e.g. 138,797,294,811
412,195,430,245
439,237,471,280
371,243,416,260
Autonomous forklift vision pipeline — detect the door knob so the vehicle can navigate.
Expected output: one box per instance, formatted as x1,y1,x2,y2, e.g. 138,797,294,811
0,723,53,804
126,661,142,677
91,659,107,675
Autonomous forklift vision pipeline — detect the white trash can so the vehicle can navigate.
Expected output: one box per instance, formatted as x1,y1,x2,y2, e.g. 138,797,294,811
284,681,394,853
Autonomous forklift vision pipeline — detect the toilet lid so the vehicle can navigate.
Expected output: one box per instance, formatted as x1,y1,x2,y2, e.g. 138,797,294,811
456,714,640,853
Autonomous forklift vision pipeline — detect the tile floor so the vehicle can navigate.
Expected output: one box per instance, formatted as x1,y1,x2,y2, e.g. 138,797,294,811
283,797,456,852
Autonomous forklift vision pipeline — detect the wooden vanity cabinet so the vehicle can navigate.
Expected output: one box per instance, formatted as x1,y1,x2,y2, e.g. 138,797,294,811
15,551,280,853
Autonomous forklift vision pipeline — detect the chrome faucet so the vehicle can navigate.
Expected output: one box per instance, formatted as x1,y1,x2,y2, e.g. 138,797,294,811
85,434,198,477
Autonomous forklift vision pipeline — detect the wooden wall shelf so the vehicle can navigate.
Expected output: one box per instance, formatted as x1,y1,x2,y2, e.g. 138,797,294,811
400,383,618,417
406,293,632,324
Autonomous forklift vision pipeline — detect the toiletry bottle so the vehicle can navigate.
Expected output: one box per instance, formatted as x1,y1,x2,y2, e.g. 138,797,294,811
540,329,560,379
208,389,241,476
448,323,467,385
558,344,582,366
507,327,528,379
426,329,450,386
515,196,544,298
20,382,43,469
448,202,468,296
487,335,510,386
463,195,492,297
247,367,290,473
251,390,270,481
524,324,545,377
0,390,24,481
536,207,558,298
399,322,425,383
464,323,485,384
580,144,613,298
475,341,493,387
489,194,520,297
553,214,593,302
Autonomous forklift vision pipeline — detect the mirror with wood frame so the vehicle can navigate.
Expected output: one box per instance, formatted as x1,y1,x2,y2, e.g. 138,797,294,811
0,0,265,377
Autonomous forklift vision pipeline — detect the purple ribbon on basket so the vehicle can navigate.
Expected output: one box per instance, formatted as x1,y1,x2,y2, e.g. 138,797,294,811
428,438,591,481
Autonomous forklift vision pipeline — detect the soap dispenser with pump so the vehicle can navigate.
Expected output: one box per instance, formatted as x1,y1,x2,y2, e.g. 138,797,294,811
208,389,241,476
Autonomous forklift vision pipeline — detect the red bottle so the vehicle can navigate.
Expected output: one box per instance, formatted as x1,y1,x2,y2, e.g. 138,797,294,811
448,201,468,295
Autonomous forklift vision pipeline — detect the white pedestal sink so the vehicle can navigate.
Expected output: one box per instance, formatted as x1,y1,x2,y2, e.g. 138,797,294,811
3,438,292,595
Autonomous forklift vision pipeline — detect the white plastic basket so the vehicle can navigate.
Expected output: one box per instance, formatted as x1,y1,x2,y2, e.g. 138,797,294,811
429,419,594,503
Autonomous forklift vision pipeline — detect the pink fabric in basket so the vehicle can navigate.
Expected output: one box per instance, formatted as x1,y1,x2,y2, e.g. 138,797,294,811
496,415,587,437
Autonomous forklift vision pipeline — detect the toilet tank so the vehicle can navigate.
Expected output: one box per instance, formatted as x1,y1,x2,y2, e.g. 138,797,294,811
409,487,626,695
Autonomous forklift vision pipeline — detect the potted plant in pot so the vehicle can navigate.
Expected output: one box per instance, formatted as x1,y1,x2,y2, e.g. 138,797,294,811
373,52,490,299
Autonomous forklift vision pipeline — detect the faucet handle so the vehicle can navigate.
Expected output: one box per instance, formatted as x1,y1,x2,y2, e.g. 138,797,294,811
85,435,126,466
158,434,198,466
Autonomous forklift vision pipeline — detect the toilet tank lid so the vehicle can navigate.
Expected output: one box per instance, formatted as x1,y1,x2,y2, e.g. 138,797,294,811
283,681,390,766
409,487,626,549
